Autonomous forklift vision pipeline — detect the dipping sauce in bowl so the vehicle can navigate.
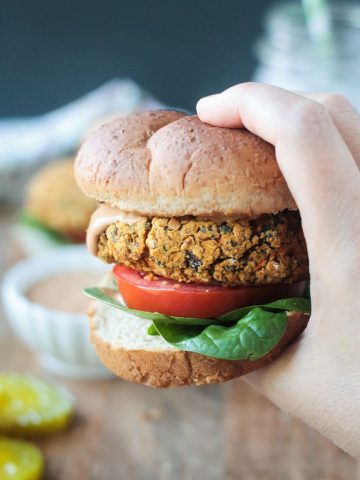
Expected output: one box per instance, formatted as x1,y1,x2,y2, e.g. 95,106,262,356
2,245,110,379
26,272,102,314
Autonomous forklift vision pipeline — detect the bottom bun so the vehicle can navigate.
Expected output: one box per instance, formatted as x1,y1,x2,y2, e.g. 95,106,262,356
88,292,309,388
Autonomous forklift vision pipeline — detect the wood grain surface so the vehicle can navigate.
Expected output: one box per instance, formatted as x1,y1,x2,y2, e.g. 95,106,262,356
0,207,358,480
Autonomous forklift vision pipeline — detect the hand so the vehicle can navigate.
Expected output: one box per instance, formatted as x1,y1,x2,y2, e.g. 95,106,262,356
197,83,360,456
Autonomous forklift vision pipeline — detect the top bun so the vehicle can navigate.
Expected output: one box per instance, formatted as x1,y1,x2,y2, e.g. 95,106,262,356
75,110,297,218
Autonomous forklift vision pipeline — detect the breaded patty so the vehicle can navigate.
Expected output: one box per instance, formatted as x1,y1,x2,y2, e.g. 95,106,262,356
97,210,308,286
25,158,97,239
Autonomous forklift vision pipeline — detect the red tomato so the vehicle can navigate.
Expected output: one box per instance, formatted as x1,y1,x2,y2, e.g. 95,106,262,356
113,265,306,319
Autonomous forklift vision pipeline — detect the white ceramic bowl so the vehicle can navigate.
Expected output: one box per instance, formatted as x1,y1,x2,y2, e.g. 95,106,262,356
2,245,112,379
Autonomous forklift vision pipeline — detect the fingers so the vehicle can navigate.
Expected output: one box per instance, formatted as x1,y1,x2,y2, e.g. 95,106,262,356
197,88,360,167
197,83,360,279
300,92,360,167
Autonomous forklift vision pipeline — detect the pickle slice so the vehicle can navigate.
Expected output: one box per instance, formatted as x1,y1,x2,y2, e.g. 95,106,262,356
0,374,74,437
0,437,44,480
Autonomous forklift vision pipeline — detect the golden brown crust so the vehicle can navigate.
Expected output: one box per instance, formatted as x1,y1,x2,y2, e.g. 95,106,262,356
89,310,309,388
75,111,297,218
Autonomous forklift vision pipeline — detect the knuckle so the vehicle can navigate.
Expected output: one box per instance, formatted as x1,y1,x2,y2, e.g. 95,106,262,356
289,100,330,131
321,92,355,114
239,81,257,91
230,82,258,96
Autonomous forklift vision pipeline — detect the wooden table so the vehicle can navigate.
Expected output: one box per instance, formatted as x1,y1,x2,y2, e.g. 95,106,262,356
0,207,357,480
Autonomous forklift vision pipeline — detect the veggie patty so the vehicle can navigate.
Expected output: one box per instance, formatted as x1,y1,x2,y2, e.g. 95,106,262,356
97,210,308,286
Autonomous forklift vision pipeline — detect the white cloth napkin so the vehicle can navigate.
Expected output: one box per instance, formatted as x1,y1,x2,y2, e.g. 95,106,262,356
0,79,164,203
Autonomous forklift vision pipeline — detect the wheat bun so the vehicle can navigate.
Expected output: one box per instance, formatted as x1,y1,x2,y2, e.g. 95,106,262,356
75,110,297,218
89,293,309,388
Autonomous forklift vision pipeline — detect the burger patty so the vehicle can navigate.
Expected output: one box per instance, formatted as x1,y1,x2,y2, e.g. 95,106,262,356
26,158,96,237
97,210,308,286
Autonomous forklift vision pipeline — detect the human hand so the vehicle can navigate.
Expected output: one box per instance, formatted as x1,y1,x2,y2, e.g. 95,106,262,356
197,83,360,456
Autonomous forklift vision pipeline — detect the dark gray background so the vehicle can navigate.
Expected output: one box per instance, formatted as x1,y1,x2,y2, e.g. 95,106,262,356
0,0,274,115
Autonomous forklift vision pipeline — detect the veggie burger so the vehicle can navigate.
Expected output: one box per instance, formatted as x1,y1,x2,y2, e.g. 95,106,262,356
75,110,310,388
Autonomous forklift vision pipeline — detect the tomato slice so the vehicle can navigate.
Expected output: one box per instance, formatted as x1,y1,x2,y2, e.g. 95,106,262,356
113,265,306,319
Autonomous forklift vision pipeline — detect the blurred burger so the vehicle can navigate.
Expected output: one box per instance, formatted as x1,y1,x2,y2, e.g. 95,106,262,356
16,158,97,254
75,110,310,388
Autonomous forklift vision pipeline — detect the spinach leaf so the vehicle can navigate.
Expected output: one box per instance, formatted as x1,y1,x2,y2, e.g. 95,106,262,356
218,297,310,322
84,287,216,325
18,212,70,245
153,308,289,360
147,324,159,336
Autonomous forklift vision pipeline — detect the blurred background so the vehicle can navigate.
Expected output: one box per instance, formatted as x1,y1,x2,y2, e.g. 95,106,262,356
2,0,360,204
0,1,359,479
1,0,270,116
2,0,360,119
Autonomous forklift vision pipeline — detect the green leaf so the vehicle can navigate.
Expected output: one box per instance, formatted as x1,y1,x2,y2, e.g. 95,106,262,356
18,212,70,245
263,297,311,312
153,308,289,361
83,287,216,325
147,324,159,336
218,297,311,322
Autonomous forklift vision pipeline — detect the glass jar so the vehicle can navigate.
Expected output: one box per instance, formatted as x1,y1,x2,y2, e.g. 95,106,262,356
253,2,360,109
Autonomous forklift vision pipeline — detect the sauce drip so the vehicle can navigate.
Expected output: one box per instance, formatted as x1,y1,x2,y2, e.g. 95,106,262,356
86,206,145,255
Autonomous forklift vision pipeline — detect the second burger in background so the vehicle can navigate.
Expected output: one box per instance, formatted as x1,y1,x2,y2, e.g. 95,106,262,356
15,158,97,255
75,110,311,388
